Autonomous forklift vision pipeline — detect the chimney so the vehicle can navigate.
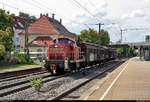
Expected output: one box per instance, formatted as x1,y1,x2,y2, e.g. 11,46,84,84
40,13,42,17
52,13,55,20
60,18,62,24
46,13,48,17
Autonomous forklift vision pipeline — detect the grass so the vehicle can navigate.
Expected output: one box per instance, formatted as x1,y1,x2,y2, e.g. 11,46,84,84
0,61,41,72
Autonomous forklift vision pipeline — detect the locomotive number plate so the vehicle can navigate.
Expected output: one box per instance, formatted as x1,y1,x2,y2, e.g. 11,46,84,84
50,64,56,70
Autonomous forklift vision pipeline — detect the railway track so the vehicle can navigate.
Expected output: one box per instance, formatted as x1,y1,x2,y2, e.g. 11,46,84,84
50,59,126,100
0,71,69,97
0,59,125,99
0,70,47,83
0,67,43,80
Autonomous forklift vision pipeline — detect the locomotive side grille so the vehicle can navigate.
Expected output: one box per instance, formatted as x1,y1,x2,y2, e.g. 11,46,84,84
49,54,63,60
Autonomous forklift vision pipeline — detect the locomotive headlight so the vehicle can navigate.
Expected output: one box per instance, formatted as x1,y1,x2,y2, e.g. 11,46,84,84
42,60,45,63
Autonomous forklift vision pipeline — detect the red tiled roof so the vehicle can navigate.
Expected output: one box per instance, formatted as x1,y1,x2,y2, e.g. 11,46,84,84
21,16,59,35
12,16,35,29
29,36,53,47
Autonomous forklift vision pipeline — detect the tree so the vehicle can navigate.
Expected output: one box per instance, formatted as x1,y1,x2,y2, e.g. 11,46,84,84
19,12,30,18
99,29,110,46
19,12,36,20
0,9,12,31
79,28,110,45
30,16,36,20
79,28,99,44
10,13,15,17
0,44,6,60
0,27,15,52
0,9,14,52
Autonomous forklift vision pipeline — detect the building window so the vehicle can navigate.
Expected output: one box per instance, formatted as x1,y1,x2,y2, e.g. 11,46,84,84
18,22,24,28
16,37,19,42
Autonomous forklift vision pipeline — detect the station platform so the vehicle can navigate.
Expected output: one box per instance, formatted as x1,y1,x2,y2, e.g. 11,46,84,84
79,57,150,100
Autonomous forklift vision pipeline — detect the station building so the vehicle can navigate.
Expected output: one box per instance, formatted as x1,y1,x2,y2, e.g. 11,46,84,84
19,14,75,60
12,16,35,49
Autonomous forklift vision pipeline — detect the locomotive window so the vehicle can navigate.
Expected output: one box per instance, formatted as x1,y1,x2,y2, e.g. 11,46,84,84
65,40,72,46
54,39,62,44
58,39,62,44
54,40,56,43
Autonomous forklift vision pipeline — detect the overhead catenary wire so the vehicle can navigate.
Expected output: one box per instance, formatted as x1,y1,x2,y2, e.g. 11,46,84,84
32,0,92,29
71,0,117,33
0,1,93,31
71,0,101,22
0,2,19,10
67,0,84,10
22,0,90,29
87,0,95,7
0,2,39,17
31,0,54,14
23,0,47,13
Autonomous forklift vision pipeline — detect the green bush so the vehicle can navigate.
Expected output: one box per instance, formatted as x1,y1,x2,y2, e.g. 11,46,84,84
11,50,27,64
33,60,41,65
0,44,6,60
136,51,140,57
30,78,43,91
10,50,35,64
116,48,123,57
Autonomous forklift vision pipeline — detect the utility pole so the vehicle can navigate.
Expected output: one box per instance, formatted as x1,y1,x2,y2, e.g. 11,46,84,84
24,21,30,62
97,23,104,35
96,23,104,45
120,29,127,43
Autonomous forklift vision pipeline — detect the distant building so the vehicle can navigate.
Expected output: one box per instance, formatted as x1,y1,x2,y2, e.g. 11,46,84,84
19,14,75,60
145,35,150,42
12,16,35,49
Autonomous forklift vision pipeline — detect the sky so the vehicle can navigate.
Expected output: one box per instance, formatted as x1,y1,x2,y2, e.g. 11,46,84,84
0,0,150,43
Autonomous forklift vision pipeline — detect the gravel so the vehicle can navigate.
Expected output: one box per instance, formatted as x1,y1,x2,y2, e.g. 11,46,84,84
62,67,116,100
0,72,51,88
0,61,119,100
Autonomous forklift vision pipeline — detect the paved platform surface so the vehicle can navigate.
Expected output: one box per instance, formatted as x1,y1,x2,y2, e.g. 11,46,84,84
80,57,150,100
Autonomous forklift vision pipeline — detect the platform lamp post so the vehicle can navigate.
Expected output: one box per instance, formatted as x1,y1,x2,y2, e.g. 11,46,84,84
24,21,30,62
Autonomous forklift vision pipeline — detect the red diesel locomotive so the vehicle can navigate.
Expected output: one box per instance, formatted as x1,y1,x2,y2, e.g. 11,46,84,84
44,37,117,74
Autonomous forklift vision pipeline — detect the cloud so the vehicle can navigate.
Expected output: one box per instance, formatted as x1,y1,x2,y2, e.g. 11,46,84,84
144,0,150,4
95,10,107,18
99,2,108,8
121,9,145,19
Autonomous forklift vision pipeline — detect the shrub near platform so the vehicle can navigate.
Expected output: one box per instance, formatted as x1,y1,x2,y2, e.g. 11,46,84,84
30,77,43,92
11,50,27,64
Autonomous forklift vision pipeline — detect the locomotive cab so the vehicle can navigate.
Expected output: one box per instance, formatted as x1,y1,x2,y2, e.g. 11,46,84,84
44,38,81,74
